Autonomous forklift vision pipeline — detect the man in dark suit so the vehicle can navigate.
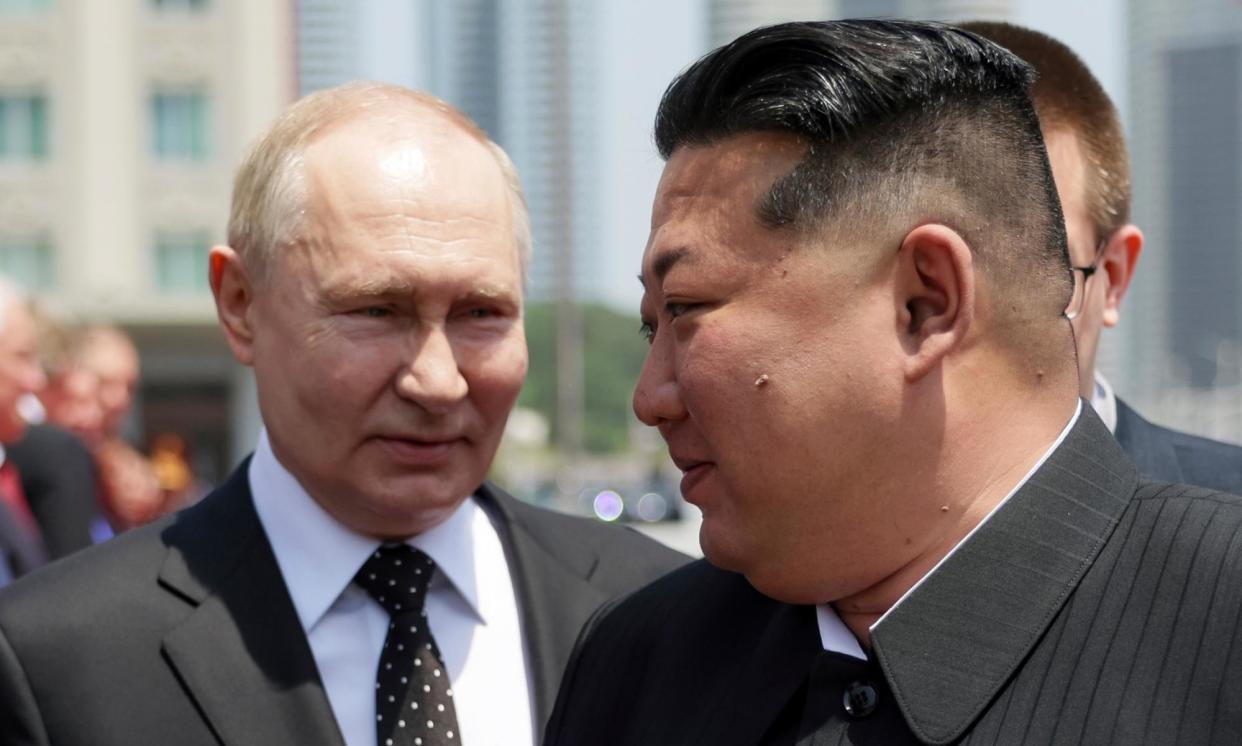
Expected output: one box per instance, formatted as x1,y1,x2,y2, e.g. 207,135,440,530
963,21,1242,494
545,20,1242,745
0,279,49,583
0,83,684,746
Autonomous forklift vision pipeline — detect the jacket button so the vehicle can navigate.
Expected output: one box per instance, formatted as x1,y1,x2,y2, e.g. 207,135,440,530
843,680,879,718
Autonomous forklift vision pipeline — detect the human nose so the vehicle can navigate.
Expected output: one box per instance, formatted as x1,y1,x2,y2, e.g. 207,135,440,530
396,325,468,412
632,335,686,427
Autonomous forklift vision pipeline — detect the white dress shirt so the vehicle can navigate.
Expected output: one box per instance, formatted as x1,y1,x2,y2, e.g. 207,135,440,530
1090,371,1118,434
817,401,1083,657
249,430,535,746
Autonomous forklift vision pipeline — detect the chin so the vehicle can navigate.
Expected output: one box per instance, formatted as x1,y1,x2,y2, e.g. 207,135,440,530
359,493,469,539
697,521,751,574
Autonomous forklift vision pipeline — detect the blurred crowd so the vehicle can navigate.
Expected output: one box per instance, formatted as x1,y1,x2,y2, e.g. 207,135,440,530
0,281,201,583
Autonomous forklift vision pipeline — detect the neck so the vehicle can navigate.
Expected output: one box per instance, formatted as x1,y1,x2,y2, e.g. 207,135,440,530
832,388,1078,649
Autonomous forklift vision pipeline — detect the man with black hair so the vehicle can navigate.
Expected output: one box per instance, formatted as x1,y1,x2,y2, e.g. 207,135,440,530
545,19,1242,745
962,20,1242,494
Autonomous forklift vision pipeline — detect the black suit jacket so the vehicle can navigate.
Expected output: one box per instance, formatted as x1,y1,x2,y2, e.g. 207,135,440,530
0,461,687,746
7,424,103,559
1114,396,1242,494
546,409,1242,745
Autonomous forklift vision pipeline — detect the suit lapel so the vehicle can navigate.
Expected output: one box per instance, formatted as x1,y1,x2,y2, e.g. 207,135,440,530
157,466,345,746
871,407,1139,744
477,484,611,729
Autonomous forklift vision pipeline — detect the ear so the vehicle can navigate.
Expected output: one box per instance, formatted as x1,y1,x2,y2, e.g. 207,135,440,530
209,246,257,366
895,224,974,382
1099,223,1143,328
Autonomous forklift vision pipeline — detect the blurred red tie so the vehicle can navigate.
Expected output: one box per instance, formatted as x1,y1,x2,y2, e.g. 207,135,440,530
0,459,39,540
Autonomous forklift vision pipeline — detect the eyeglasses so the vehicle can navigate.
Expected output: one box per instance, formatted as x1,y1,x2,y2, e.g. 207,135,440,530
1063,239,1107,321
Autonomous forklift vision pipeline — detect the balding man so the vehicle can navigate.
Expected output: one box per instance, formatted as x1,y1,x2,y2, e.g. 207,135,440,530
0,83,684,746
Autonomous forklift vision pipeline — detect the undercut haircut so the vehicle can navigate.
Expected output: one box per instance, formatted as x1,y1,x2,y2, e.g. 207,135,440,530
959,21,1130,242
654,19,1073,337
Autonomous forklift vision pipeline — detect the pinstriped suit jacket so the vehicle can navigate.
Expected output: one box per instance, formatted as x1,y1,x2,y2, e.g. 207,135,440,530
544,408,1242,745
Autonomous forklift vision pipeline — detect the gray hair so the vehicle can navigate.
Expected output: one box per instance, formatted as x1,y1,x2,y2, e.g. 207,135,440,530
226,82,532,284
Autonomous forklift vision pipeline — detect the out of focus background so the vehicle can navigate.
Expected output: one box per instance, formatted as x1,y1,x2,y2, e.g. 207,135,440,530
0,0,1234,553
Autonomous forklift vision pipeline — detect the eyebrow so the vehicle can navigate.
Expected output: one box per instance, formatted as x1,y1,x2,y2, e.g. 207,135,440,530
638,246,692,288
322,278,518,305
321,277,418,303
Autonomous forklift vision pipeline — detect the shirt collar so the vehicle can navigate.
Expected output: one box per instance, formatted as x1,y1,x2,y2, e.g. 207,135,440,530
407,488,486,623
816,400,1084,658
1090,371,1118,434
248,429,485,633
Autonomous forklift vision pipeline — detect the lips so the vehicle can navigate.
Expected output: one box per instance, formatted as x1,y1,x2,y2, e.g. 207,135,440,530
373,434,466,466
670,454,714,504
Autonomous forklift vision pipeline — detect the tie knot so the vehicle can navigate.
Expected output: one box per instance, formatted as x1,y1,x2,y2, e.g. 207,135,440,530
354,544,436,617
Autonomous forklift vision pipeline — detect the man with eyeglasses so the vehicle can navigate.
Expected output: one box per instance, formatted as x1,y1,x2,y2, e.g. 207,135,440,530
963,21,1242,493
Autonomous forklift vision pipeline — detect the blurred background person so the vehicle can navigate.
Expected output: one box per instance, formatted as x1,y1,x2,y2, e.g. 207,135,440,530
6,310,107,558
77,325,166,531
962,21,1242,493
0,278,48,584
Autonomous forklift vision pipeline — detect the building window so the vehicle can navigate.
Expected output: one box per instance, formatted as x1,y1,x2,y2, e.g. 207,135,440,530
154,230,211,292
150,91,209,160
0,0,50,12
0,236,55,290
0,95,48,160
151,0,206,10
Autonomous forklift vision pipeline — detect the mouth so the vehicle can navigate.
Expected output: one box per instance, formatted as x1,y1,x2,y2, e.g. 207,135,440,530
372,434,467,466
671,456,714,503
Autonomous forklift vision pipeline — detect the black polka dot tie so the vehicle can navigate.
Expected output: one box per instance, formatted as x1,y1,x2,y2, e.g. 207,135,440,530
355,545,462,746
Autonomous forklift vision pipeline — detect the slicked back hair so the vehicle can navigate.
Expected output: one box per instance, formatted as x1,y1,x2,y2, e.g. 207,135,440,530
959,21,1131,242
654,20,1073,349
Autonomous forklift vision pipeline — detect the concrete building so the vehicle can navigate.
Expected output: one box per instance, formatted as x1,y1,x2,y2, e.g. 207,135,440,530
706,0,1014,47
1120,0,1242,442
0,0,294,478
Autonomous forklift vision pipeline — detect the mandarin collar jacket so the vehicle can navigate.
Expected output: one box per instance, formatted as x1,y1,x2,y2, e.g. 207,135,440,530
546,408,1242,745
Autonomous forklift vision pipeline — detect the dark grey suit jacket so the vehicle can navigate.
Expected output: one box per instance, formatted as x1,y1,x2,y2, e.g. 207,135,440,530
0,461,687,746
1115,397,1242,495
546,409,1242,745
0,500,44,584
7,424,102,560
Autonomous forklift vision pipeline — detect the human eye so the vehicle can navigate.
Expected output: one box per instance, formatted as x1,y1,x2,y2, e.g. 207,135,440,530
665,301,698,319
352,306,393,319
639,319,656,344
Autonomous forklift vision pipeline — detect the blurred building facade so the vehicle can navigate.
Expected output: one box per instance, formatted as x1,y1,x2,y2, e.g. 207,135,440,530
0,0,294,478
6,0,1235,486
707,0,1014,46
1121,0,1242,442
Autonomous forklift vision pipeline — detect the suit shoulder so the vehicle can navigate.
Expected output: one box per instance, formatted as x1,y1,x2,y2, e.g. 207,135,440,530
1132,477,1242,506
0,477,248,629
0,514,172,629
1166,430,1242,493
593,558,770,634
